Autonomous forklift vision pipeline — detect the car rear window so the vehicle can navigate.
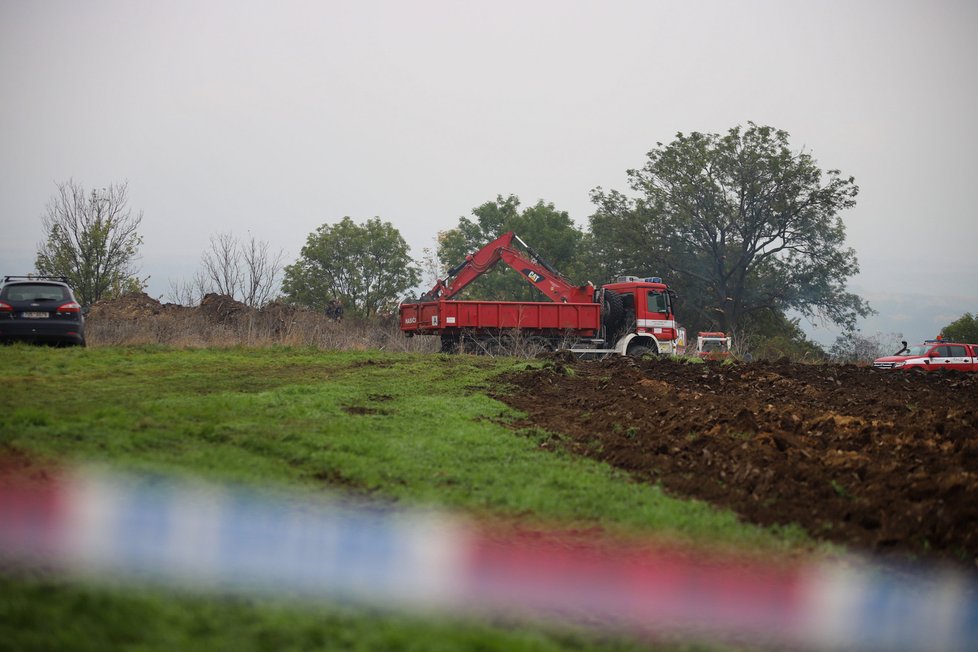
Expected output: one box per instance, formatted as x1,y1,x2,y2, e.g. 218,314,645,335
0,284,69,302
948,345,968,357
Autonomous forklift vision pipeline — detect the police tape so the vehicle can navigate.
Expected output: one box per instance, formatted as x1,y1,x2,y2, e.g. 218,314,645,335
1,468,975,651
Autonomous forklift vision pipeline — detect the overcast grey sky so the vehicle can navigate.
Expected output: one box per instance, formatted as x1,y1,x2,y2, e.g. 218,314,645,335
2,0,976,345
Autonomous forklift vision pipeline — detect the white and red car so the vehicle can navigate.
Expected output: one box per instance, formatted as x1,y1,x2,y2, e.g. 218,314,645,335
873,340,978,372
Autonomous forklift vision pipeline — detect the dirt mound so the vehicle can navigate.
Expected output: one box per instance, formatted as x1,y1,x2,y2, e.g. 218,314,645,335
198,293,251,323
88,293,326,325
496,357,978,565
260,299,322,322
88,292,285,324
88,292,175,319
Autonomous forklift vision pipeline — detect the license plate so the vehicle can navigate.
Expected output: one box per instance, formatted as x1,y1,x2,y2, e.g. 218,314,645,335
22,312,49,319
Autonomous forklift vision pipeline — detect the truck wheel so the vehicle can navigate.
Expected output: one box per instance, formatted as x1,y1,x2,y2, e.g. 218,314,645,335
627,344,654,359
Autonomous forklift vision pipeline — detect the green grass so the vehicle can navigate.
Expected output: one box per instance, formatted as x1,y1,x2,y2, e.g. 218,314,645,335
0,344,802,651
1,573,675,652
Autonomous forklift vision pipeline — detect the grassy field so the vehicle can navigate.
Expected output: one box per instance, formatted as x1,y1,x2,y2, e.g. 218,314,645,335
0,345,811,651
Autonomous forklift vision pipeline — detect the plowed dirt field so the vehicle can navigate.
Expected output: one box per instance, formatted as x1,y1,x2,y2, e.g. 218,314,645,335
496,356,978,566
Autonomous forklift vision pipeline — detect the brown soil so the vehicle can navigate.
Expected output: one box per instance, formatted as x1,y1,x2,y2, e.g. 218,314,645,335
495,355,978,565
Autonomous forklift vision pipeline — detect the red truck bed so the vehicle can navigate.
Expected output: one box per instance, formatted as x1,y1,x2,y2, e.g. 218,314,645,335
400,300,601,336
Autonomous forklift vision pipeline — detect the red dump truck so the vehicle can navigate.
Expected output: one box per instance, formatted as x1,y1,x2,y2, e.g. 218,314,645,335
399,231,683,357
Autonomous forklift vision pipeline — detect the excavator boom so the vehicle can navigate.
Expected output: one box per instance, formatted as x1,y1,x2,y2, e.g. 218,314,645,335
420,231,594,304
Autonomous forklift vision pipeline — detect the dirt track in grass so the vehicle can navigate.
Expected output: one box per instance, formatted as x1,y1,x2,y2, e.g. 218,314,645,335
494,355,978,565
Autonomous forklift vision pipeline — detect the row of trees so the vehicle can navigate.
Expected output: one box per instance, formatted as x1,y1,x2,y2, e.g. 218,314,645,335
427,124,873,350
32,123,971,353
35,181,288,310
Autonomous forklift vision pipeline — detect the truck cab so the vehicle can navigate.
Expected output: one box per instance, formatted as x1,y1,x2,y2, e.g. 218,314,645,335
873,341,978,372
594,276,681,356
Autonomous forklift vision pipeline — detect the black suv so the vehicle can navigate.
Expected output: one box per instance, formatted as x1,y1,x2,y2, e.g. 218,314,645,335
0,276,86,346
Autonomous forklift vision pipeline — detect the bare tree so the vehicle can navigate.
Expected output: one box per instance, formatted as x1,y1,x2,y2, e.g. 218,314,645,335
188,231,283,307
166,271,209,307
419,232,448,292
200,232,243,299
35,180,144,305
241,235,285,308
829,330,905,363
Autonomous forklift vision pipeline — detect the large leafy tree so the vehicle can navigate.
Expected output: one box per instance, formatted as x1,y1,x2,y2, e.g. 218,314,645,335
282,217,419,318
589,124,872,335
940,312,978,343
739,310,827,362
437,195,587,301
34,180,144,305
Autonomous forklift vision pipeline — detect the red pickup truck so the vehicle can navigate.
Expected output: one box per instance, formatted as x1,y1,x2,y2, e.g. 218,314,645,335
873,341,978,371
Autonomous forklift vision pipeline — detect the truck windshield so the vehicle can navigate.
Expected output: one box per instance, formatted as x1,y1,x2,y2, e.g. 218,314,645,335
646,291,667,314
901,345,929,357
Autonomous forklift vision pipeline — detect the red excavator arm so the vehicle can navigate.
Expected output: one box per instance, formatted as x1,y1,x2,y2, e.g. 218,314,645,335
420,231,595,304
